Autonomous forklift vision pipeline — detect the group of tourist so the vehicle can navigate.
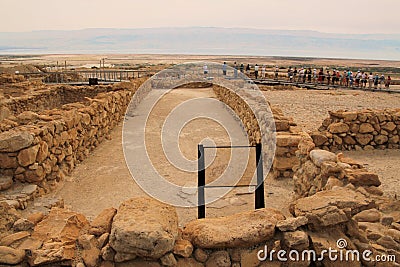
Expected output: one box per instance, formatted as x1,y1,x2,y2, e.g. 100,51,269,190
209,62,394,90
285,67,392,89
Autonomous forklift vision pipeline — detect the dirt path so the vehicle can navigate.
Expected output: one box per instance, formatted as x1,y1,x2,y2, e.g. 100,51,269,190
47,87,293,226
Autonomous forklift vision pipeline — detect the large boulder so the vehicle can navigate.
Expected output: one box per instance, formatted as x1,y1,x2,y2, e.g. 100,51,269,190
109,197,178,261
309,149,337,167
183,208,285,249
0,131,34,153
293,187,375,228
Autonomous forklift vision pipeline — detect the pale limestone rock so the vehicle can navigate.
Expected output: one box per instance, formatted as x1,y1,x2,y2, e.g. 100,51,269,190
309,149,337,167
276,216,308,232
109,198,178,260
183,208,284,249
353,209,381,223
0,131,34,153
17,145,39,167
293,187,375,228
89,207,116,236
283,230,309,250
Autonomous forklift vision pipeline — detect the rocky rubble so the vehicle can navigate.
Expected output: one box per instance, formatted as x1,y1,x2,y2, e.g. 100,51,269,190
294,134,385,199
0,191,397,266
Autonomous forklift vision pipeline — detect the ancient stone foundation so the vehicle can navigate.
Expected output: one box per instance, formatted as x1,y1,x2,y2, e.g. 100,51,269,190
312,109,400,151
0,81,145,209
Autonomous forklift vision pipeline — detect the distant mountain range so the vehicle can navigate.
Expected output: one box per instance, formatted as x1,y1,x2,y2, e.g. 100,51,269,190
1,27,400,60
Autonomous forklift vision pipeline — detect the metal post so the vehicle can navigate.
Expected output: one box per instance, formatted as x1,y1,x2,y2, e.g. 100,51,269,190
198,144,206,219
255,143,265,209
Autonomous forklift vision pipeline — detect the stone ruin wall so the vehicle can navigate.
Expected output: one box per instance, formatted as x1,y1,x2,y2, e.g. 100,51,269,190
0,81,145,209
1,86,119,129
213,85,301,179
311,109,400,151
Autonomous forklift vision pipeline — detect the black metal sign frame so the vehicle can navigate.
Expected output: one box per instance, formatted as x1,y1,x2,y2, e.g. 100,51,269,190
197,143,265,219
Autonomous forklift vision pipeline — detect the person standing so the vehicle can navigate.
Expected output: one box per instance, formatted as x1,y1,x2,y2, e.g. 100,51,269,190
222,62,227,76
240,63,244,73
379,74,385,89
298,68,304,83
374,74,379,89
246,64,250,75
327,71,331,85
386,76,392,88
307,67,312,83
356,71,362,87
234,62,238,78
313,69,317,84
254,64,259,79
203,64,208,77
342,71,347,87
368,72,374,89
318,69,323,84
332,70,336,85
275,66,279,80
361,72,367,88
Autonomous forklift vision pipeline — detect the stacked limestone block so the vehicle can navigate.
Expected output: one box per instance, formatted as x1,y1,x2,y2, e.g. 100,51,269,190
0,81,144,208
213,85,300,179
312,109,400,151
294,133,383,199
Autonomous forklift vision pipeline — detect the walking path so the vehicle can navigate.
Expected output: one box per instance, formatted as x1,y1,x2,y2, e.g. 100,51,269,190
47,87,293,226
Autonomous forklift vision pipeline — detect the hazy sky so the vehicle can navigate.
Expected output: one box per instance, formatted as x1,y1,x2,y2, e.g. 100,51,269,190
1,0,399,34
